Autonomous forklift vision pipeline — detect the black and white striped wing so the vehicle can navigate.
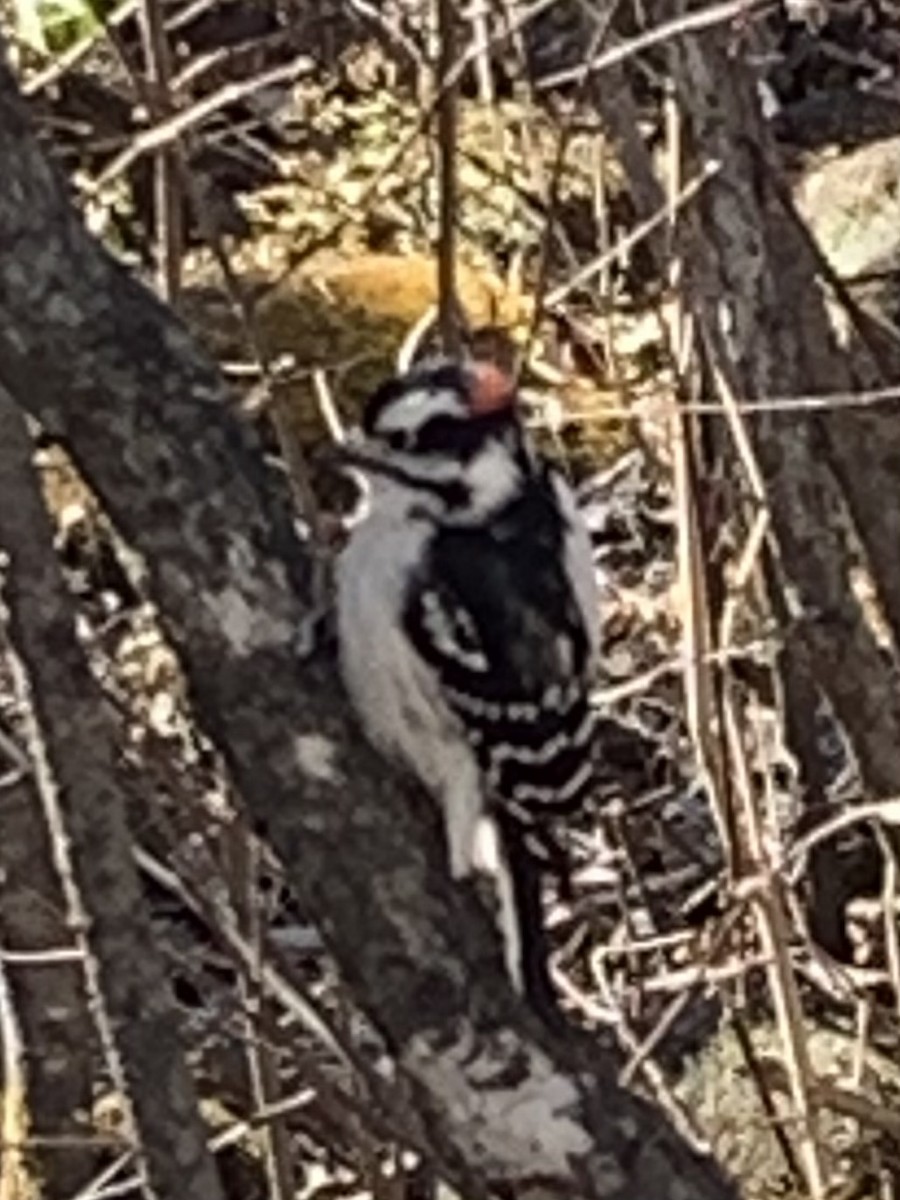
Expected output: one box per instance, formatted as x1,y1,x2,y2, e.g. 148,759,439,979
403,470,598,820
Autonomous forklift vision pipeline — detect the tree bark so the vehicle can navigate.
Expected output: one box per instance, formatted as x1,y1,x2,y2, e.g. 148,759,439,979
0,386,225,1200
0,690,96,1197
669,21,900,801
0,42,738,1200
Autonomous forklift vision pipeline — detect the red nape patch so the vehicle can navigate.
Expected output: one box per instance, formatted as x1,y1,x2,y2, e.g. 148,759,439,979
468,361,516,415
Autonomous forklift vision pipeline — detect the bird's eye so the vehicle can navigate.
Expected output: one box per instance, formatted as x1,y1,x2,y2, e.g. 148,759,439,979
385,430,411,451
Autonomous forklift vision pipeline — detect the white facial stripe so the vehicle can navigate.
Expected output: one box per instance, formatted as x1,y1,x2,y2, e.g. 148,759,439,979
459,440,522,518
375,385,463,436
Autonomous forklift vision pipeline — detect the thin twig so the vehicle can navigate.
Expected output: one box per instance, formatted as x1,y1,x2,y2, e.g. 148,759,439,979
554,383,900,421
735,873,828,1196
0,960,28,1200
518,0,620,375
469,0,494,103
138,0,183,302
545,159,720,308
731,1011,806,1187
134,845,350,1065
536,0,773,89
435,0,461,354
92,55,315,188
22,0,139,95
875,827,900,1025
227,825,294,1200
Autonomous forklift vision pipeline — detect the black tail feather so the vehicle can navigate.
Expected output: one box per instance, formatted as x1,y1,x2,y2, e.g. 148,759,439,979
496,812,565,1028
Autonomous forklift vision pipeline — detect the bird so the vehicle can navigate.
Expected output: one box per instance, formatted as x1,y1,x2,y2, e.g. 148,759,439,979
335,356,600,1015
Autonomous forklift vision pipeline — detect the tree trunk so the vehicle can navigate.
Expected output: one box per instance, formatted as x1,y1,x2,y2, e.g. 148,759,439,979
0,385,225,1200
669,19,900,802
0,695,96,1197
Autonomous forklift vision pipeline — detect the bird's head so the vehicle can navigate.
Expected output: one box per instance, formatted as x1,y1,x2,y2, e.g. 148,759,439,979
339,358,530,517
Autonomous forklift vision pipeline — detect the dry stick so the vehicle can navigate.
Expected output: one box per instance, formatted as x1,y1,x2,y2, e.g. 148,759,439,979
730,768,828,1199
708,366,828,1198
92,54,314,188
592,634,777,705
0,948,84,964
710,360,771,868
0,959,28,1200
577,953,711,1155
850,998,870,1091
469,0,494,103
0,722,31,784
78,0,182,300
814,1079,900,1141
170,27,303,94
311,369,349,444
518,0,620,378
667,105,830,1200
875,827,900,1026
398,303,440,373
22,0,139,95
556,383,900,421
71,1146,138,1200
132,845,349,1065
343,0,425,68
663,89,734,875
87,0,327,542
435,0,461,354
786,798,900,879
618,902,749,1087
729,718,828,1198
137,0,183,303
227,828,294,1200
545,160,719,308
730,1011,806,1187
638,953,771,993
589,129,625,386
536,0,773,88
162,0,219,34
